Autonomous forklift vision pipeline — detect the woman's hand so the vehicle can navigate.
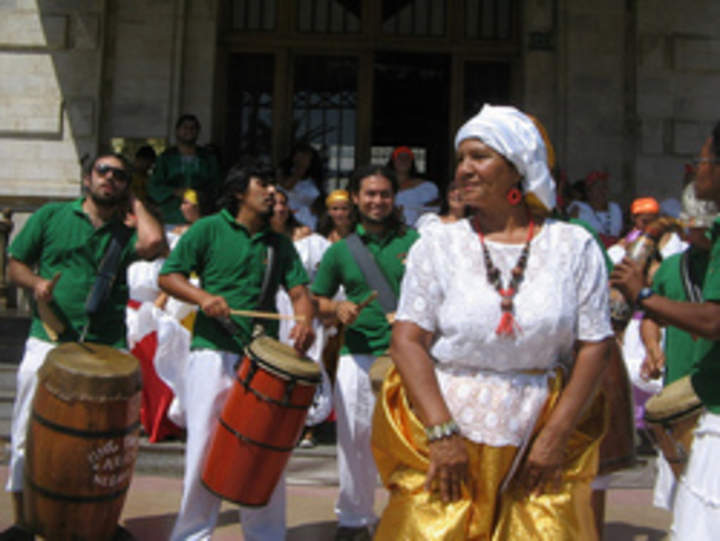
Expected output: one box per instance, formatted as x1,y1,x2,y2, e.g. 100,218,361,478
335,300,360,325
425,435,470,503
517,426,569,495
641,347,665,380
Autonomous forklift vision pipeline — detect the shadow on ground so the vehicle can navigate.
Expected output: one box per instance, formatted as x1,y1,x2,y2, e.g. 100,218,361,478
605,521,668,541
288,520,337,540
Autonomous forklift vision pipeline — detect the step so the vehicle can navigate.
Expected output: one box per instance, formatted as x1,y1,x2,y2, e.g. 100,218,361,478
0,364,18,394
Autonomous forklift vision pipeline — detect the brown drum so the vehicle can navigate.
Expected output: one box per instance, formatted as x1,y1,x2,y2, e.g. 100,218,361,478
644,375,704,479
202,336,320,506
24,342,142,540
597,340,637,475
369,355,393,396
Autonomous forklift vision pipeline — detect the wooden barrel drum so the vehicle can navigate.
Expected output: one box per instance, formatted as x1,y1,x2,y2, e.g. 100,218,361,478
24,342,142,540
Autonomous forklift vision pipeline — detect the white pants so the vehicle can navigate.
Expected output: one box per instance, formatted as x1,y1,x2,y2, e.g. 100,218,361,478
170,349,286,541
671,411,720,540
334,353,379,528
5,337,56,492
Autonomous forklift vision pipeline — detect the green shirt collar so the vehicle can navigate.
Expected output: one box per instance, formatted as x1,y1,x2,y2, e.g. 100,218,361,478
219,208,271,239
355,223,397,245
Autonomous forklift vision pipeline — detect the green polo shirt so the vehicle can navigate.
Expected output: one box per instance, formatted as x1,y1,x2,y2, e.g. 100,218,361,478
160,209,309,353
148,147,220,224
311,224,419,356
691,218,720,413
651,247,709,385
8,199,138,347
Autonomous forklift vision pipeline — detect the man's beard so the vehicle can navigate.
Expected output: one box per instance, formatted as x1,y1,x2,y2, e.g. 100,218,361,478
88,187,128,208
358,209,391,226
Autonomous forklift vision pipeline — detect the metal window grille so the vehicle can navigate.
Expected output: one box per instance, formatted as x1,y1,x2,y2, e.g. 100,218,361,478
464,0,514,40
292,56,358,189
382,0,446,37
297,0,362,33
232,0,276,31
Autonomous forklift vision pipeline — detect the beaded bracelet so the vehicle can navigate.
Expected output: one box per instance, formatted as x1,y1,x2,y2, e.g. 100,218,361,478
425,419,460,443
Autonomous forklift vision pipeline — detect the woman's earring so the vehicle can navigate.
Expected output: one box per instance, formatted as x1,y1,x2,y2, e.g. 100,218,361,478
506,187,522,206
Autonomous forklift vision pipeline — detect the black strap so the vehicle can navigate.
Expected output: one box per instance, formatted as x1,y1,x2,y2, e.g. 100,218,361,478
84,225,133,316
345,233,397,314
680,249,703,303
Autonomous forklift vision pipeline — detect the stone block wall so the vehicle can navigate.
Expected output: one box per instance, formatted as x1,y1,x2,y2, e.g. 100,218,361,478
0,0,105,200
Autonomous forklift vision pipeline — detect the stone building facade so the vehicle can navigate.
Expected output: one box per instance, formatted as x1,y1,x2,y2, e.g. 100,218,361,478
1,0,718,213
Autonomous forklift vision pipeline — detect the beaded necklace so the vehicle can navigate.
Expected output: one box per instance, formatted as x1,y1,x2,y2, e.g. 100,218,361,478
474,215,535,337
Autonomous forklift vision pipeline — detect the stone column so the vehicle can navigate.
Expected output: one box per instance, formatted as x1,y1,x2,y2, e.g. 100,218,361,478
0,208,14,309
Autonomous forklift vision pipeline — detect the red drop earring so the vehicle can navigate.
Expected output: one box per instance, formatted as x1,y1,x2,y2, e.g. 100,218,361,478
506,187,522,205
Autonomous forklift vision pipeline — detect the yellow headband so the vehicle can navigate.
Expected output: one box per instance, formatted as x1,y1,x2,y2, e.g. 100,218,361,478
326,189,350,206
183,189,198,205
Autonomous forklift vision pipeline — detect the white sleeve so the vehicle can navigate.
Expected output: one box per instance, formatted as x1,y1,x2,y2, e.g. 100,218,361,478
574,234,613,342
395,233,443,332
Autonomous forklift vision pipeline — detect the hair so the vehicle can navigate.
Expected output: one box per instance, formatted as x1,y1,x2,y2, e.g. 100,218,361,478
175,113,200,130
135,145,156,161
438,180,460,215
217,164,268,216
83,153,132,177
189,189,215,218
386,149,420,178
712,121,720,159
316,198,352,237
347,164,406,232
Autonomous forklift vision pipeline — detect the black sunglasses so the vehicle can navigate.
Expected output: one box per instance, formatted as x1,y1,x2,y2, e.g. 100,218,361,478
95,164,130,182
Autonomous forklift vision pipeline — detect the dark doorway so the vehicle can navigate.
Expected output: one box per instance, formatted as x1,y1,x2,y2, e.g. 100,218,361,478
372,52,450,186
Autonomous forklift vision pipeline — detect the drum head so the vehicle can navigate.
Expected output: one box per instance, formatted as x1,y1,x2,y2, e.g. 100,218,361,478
40,342,141,402
645,375,703,423
247,336,320,383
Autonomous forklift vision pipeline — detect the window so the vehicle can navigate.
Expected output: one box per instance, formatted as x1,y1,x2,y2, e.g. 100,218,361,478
382,0,445,37
297,0,362,33
231,0,276,31
464,0,515,40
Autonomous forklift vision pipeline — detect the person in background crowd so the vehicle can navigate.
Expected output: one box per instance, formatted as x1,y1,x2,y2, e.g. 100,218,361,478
277,142,326,230
148,114,221,227
568,170,623,246
312,164,420,541
269,187,312,241
373,104,612,540
414,180,466,232
131,144,157,202
611,121,720,540
317,189,354,243
2,153,165,540
387,146,440,227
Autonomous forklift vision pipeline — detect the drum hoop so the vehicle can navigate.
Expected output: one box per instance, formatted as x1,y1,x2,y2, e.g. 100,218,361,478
645,403,705,425
24,475,129,503
235,362,312,411
248,352,320,386
219,416,297,453
32,410,141,439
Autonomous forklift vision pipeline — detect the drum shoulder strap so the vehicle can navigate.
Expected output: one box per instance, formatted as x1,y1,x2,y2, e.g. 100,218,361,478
345,233,397,314
85,225,133,316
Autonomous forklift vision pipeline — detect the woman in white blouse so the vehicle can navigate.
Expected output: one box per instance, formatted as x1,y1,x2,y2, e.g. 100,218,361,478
371,105,613,540
388,146,441,227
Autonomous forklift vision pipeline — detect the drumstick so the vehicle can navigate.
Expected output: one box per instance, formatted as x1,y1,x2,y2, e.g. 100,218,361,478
356,291,378,312
38,273,65,341
229,309,306,322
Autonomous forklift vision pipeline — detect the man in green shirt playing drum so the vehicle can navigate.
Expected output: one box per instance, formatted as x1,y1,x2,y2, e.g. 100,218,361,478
159,165,314,541
312,164,419,541
638,181,716,512
612,121,720,539
3,153,165,539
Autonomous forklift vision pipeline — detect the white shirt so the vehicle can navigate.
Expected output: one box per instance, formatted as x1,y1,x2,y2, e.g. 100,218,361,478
396,218,613,446
396,181,440,227
568,200,623,237
285,178,320,230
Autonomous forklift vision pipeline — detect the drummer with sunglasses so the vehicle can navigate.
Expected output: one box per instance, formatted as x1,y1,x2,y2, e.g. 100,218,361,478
611,121,720,540
159,165,315,541
3,153,166,539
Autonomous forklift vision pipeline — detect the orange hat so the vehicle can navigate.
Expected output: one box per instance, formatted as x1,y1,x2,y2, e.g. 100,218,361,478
325,189,350,207
631,197,660,215
391,146,414,161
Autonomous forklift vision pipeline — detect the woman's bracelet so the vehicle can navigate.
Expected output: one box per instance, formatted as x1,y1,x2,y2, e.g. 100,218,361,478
425,419,460,443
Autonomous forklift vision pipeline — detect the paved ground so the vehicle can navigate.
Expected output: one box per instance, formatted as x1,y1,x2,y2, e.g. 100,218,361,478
0,460,672,540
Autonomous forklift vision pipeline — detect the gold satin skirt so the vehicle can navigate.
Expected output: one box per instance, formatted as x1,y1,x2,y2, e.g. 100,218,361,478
371,367,607,541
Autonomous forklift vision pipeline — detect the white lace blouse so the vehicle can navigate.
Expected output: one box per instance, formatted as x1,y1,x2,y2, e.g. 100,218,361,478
396,218,613,446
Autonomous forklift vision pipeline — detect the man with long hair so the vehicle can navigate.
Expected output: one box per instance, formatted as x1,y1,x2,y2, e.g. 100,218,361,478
311,164,419,540
159,165,314,540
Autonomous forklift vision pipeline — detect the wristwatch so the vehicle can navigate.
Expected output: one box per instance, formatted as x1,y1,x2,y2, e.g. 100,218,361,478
635,287,655,307
425,419,460,443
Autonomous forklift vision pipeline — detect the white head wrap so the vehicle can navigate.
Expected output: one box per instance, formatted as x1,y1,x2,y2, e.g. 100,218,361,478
454,104,556,212
680,181,718,228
